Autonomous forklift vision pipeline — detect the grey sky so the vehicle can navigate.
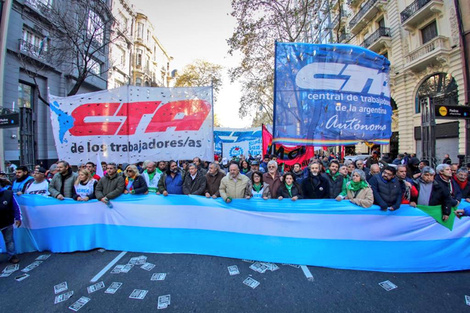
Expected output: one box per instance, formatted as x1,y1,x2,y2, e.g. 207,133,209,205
131,0,250,128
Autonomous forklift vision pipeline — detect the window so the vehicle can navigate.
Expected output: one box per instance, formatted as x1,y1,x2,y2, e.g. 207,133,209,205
18,83,33,109
136,49,143,67
137,22,144,39
90,60,101,75
421,21,437,44
119,12,128,32
415,73,458,114
136,78,142,86
377,18,385,29
21,29,48,57
88,10,104,44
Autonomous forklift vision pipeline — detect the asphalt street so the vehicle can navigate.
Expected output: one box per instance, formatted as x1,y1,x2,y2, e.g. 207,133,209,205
0,250,469,312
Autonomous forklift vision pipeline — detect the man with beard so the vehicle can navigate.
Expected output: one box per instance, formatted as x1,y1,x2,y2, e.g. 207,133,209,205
158,160,184,196
142,161,160,193
48,161,78,200
11,166,34,195
435,163,461,207
301,161,330,199
205,163,225,198
182,163,206,196
95,162,125,206
369,166,402,211
396,164,417,204
263,160,282,198
355,159,369,175
410,167,453,221
219,163,251,203
322,160,343,199
292,163,304,184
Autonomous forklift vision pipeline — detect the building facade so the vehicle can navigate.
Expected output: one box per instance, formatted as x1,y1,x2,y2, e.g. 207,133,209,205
303,0,468,163
2,0,113,169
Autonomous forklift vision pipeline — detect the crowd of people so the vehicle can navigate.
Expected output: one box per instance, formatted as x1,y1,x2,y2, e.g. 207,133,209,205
1,152,470,264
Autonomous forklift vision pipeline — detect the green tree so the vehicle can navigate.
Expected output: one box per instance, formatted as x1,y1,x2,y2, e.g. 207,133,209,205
174,60,223,101
228,0,318,126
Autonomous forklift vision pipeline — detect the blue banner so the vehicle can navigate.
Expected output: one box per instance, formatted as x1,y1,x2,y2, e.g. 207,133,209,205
214,127,262,156
6,194,470,273
274,43,392,146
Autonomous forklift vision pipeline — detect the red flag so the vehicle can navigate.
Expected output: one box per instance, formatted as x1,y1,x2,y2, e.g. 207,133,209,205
262,125,315,170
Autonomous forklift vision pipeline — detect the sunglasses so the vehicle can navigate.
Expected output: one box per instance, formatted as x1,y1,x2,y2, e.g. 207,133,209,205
126,170,134,173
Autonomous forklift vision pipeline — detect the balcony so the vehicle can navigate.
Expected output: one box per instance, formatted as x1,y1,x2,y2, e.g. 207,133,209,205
24,0,52,16
403,36,451,72
349,0,388,34
18,39,51,63
338,32,351,43
361,27,391,52
400,0,443,31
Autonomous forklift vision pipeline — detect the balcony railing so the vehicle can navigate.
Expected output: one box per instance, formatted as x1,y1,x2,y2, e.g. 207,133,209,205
405,36,450,66
401,0,434,23
361,27,391,48
18,39,50,61
350,0,382,29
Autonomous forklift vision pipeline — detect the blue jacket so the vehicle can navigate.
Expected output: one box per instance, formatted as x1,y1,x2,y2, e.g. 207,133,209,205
369,175,402,210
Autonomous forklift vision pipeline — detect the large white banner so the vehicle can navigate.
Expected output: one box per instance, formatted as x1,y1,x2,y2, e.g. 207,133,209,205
49,86,214,164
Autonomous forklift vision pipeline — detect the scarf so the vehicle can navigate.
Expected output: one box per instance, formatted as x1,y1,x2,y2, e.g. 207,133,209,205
253,183,262,192
346,180,369,192
326,169,341,181
285,183,293,197
125,177,134,191
453,175,467,191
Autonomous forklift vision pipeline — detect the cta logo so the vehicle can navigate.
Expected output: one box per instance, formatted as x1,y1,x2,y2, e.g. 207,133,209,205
295,62,389,97
69,100,211,136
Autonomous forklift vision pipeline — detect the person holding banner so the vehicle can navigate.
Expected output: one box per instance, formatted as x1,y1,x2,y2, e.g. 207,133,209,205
336,169,374,208
301,161,330,199
0,178,21,264
48,161,78,200
322,160,344,199
369,166,402,211
248,171,270,200
11,166,34,195
205,163,225,198
142,161,160,193
23,167,49,196
72,169,97,201
95,162,125,205
219,163,251,203
277,172,302,201
124,165,148,195
158,161,184,196
263,161,282,199
182,163,206,196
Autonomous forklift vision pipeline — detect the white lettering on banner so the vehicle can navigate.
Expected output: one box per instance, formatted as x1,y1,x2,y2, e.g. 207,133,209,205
295,63,389,97
325,115,387,132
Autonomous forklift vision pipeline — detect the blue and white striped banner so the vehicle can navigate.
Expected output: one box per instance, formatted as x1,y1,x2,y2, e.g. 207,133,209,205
5,195,470,272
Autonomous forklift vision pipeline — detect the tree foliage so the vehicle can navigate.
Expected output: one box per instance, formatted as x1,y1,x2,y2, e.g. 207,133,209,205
174,60,223,100
228,0,318,126
18,0,121,105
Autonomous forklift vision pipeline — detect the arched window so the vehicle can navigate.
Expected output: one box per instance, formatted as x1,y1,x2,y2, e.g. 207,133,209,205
415,73,458,113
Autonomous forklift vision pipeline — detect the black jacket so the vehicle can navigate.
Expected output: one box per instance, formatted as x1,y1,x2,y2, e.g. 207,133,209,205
301,173,330,199
0,189,15,229
435,175,461,206
411,180,453,216
182,171,207,195
276,183,302,199
369,175,402,210
322,172,344,199
128,175,148,194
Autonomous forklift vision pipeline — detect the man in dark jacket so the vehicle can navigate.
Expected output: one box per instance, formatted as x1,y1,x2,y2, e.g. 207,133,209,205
11,166,34,195
435,163,461,207
183,163,206,195
0,178,21,263
322,160,343,199
453,168,470,200
369,166,402,211
301,162,330,199
48,161,78,200
410,166,453,221
95,162,125,205
205,163,225,198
